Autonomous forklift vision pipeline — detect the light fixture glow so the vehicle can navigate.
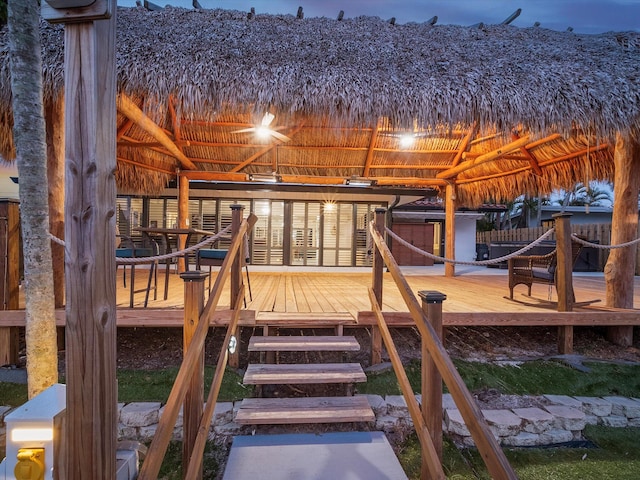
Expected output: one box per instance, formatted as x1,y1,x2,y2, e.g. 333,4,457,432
345,177,376,187
11,427,54,442
248,173,281,183
399,134,415,149
255,125,272,139
228,335,237,354
323,202,336,212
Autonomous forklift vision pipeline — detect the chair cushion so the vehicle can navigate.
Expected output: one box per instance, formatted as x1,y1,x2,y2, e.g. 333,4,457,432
116,248,153,258
531,267,554,281
198,249,228,260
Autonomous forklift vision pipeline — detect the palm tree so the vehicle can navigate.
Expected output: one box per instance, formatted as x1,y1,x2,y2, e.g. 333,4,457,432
7,0,58,397
557,181,613,208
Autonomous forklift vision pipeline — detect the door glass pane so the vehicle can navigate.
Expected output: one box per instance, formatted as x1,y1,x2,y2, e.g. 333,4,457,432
322,202,353,266
291,202,319,266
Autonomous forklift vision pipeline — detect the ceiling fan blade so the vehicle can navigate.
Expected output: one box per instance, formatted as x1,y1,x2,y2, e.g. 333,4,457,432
261,112,275,127
270,130,292,142
231,127,256,134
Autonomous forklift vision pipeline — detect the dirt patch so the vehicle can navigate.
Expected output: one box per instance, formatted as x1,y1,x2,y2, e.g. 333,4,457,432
111,324,640,370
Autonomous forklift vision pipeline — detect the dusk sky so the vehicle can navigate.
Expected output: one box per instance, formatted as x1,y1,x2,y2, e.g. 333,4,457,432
117,0,640,34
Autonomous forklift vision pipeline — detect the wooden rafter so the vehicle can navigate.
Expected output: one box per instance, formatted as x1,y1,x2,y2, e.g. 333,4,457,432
117,118,134,140
455,143,610,185
512,131,542,175
362,122,380,177
116,93,197,170
436,135,531,179
167,95,184,153
451,122,477,167
117,156,175,175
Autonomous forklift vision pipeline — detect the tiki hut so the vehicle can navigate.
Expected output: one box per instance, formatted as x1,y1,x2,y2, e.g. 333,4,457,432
0,7,639,206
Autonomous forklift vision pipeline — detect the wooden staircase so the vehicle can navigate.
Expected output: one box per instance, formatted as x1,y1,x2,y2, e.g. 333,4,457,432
235,329,375,426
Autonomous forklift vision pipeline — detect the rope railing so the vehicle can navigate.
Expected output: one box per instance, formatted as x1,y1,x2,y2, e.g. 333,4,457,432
571,233,640,250
385,227,556,266
48,224,233,265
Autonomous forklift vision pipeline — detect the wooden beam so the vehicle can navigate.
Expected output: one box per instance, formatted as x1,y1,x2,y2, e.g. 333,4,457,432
363,122,380,177
116,118,134,140
117,93,197,170
437,135,531,179
229,145,276,173
512,131,543,175
444,183,456,277
605,131,640,346
451,123,476,167
455,144,610,185
117,156,174,175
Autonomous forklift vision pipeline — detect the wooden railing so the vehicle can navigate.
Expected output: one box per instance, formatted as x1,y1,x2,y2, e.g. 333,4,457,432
369,209,518,480
138,207,258,480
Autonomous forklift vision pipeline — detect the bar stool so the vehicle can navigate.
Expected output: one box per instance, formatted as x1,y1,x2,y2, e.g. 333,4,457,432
116,237,159,308
196,247,252,302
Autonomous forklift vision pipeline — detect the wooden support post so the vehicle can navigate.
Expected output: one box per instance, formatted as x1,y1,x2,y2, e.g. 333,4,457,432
0,199,20,365
229,204,244,369
177,174,189,273
444,183,456,277
419,290,446,471
371,208,385,365
553,213,573,353
64,4,118,478
181,270,208,480
605,132,640,346
45,98,66,351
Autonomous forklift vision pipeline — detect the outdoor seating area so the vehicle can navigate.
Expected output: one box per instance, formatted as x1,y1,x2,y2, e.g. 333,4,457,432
507,237,584,300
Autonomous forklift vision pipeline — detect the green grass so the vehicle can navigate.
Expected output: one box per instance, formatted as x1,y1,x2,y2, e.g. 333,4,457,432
157,440,225,479
357,359,640,398
0,367,250,407
398,426,640,480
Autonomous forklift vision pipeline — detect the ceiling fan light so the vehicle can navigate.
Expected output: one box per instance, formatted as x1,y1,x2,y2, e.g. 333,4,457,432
255,125,272,139
399,134,415,149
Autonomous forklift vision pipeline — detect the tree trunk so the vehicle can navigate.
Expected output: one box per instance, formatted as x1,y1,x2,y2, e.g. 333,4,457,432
604,132,640,346
7,0,58,397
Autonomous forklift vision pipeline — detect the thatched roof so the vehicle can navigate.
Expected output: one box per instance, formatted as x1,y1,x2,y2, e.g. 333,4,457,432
1,6,639,205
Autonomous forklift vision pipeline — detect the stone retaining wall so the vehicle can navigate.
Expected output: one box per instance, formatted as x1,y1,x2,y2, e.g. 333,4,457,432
2,394,640,449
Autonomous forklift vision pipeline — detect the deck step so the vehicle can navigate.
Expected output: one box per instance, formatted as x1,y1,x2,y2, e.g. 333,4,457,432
243,363,366,384
255,311,356,327
235,396,375,424
248,335,360,352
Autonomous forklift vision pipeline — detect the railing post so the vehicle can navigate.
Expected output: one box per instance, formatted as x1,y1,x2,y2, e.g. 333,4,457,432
371,208,386,365
229,204,244,368
553,212,573,354
181,270,208,480
419,290,446,472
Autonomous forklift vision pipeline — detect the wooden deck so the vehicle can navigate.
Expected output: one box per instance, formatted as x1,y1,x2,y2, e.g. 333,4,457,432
113,267,640,326
2,267,639,329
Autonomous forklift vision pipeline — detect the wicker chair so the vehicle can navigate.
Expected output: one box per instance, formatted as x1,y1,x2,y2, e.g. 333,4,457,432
507,237,584,300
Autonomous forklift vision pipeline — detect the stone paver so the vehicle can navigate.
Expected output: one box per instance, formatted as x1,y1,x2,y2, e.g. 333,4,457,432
602,396,640,418
386,395,409,416
120,402,161,427
540,429,573,444
444,409,470,436
482,409,522,437
544,405,586,431
543,394,582,408
512,407,554,434
502,432,539,447
573,396,612,417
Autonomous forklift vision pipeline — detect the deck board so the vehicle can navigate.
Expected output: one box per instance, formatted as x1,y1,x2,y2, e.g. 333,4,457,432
4,268,639,328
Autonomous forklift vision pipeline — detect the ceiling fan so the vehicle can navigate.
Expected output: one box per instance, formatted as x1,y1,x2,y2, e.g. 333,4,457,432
232,112,292,142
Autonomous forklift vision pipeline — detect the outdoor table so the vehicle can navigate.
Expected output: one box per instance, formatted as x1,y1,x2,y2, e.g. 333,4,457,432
135,227,216,298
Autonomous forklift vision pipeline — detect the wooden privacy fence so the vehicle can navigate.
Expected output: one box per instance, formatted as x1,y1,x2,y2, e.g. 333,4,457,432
477,223,616,270
370,208,518,480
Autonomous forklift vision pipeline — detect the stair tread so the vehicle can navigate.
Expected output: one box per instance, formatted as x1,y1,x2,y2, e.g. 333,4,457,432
235,396,375,424
248,335,360,352
243,363,367,384
255,312,356,326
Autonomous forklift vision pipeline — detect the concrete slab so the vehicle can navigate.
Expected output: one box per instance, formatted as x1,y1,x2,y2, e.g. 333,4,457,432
223,431,408,480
